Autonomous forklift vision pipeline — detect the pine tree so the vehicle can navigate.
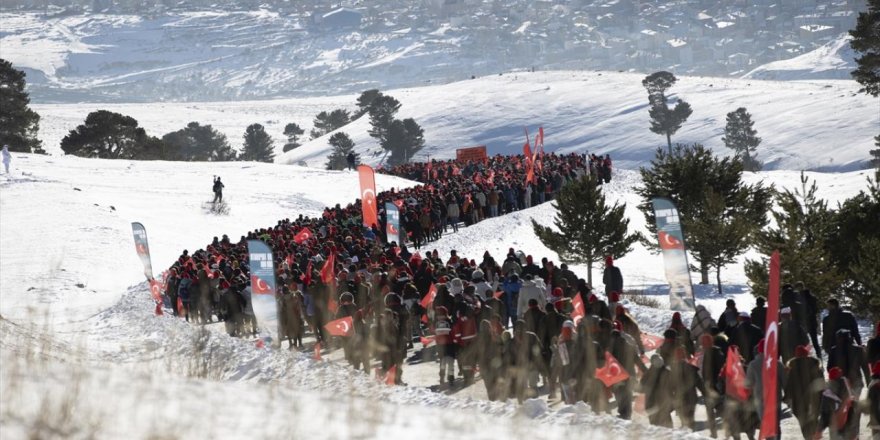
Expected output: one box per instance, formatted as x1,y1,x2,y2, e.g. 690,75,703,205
383,118,425,166
636,143,771,286
744,172,844,303
162,122,236,161
870,134,880,169
240,123,274,162
325,132,358,170
722,107,762,171
354,89,382,118
849,0,880,97
642,71,692,152
310,109,350,139
282,122,304,153
0,58,44,153
827,169,880,318
367,94,401,142
61,110,159,159
532,175,640,286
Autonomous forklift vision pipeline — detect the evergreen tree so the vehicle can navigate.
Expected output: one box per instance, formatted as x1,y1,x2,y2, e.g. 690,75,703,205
354,89,382,118
240,123,274,162
642,71,692,152
722,107,762,171
744,173,844,303
827,169,880,318
61,110,161,159
532,175,640,286
636,143,771,285
162,122,236,161
367,94,401,142
310,109,350,139
0,58,44,153
849,0,880,97
870,134,880,168
325,132,358,170
383,118,425,166
282,122,304,153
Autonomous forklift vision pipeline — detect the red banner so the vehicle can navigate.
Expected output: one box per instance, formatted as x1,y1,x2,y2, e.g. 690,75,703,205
358,165,378,228
455,146,487,163
759,251,781,440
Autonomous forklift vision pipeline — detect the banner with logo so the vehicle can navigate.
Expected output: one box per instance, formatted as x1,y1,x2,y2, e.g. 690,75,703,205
131,222,154,280
650,198,695,311
385,202,402,244
455,145,487,163
247,240,279,343
759,250,781,440
358,165,379,228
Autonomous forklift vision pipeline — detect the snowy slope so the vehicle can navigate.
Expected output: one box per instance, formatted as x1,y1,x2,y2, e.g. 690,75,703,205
743,34,858,81
0,154,873,439
33,71,877,172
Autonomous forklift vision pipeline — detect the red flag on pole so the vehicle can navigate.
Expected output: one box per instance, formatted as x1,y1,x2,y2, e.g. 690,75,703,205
723,346,750,401
358,165,379,228
523,141,532,159
571,293,586,326
325,316,354,337
595,351,630,387
320,253,336,284
293,227,313,245
420,283,437,309
759,251,781,440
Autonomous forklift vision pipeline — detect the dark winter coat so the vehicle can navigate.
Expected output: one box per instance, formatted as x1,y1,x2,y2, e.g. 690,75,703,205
730,321,763,364
822,309,861,352
827,337,871,390
602,266,623,294
778,319,810,363
641,362,673,428
784,356,824,423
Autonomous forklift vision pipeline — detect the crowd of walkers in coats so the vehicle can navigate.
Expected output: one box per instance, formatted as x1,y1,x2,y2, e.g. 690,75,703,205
156,152,877,440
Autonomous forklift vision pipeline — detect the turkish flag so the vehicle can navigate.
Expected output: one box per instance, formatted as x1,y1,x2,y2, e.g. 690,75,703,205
723,346,750,401
525,162,535,185
325,316,354,337
148,278,163,303
301,261,313,286
320,253,336,284
523,140,532,159
420,335,435,346
571,293,586,326
358,165,379,228
641,333,664,351
392,199,404,209
294,228,313,245
420,283,437,309
759,251,781,440
595,351,630,387
658,230,685,250
688,351,704,368
250,274,272,294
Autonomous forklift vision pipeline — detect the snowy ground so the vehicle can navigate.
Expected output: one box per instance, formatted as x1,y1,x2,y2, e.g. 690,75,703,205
0,154,874,439
31,71,877,172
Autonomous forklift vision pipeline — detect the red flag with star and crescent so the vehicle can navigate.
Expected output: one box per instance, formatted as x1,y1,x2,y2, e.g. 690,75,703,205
420,283,437,324
148,278,163,303
595,351,630,387
723,346,750,401
759,251,781,440
641,333,665,351
571,293,586,326
325,316,354,337
294,227,314,245
358,165,379,228
658,231,685,250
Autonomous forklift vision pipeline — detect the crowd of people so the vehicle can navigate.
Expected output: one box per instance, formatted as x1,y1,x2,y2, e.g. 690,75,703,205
155,152,878,440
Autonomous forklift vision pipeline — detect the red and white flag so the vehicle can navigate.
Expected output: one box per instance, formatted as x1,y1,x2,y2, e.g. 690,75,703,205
571,293,586,326
358,165,379,228
148,278,163,303
595,351,630,387
325,316,354,337
313,342,322,361
723,346,749,401
420,283,437,309
641,333,664,351
293,228,313,245
759,251,781,440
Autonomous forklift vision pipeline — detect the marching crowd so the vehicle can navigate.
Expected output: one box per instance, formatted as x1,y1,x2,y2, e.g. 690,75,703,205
156,152,878,440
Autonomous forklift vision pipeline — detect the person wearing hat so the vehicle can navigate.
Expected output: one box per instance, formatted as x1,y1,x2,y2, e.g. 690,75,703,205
827,328,871,399
699,333,727,438
784,345,825,440
819,366,860,440
555,320,577,403
432,305,456,385
602,255,623,296
778,306,809,364
585,293,611,321
730,311,763,364
868,321,880,366
690,304,716,343
609,322,649,420
750,296,767,331
517,273,546,320
746,339,784,437
717,299,739,335
641,354,673,428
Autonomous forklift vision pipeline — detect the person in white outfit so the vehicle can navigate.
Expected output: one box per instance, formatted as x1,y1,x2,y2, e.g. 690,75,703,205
2,145,10,174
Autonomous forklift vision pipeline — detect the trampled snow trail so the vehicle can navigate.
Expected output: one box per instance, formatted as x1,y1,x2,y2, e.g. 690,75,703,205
0,154,873,438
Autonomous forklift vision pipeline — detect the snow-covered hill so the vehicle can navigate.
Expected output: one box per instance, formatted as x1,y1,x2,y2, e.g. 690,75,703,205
33,71,877,172
0,154,872,438
743,34,858,81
